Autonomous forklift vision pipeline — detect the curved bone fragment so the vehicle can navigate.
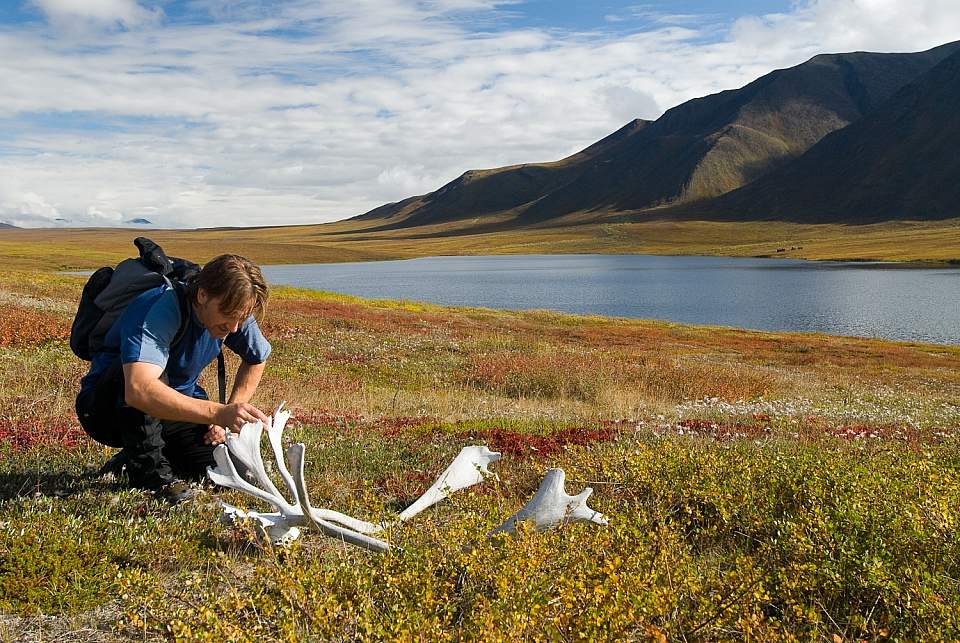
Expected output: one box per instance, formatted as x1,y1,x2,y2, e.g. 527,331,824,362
208,443,293,511
397,445,501,522
490,468,608,535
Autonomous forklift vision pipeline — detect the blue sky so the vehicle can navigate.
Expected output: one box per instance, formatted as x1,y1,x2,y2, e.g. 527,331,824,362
501,0,791,30
0,0,957,228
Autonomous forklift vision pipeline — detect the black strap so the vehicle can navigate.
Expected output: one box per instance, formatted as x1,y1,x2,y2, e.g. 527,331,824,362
170,281,192,349
217,351,226,405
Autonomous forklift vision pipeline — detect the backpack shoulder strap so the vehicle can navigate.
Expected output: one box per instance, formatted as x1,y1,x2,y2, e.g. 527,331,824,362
217,350,226,405
170,280,192,349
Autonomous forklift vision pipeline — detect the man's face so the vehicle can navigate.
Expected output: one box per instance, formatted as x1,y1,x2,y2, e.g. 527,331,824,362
195,288,251,339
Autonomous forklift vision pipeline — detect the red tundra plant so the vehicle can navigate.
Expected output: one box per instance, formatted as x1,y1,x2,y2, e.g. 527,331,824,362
0,306,70,348
0,416,86,450
824,422,945,445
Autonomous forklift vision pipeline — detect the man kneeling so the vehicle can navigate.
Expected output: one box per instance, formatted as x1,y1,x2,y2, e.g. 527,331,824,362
75,254,272,503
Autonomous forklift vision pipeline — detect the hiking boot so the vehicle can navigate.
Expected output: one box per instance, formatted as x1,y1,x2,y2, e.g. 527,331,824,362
97,449,130,480
154,479,200,505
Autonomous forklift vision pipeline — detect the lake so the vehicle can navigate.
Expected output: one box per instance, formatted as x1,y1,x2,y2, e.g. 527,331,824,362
263,254,960,344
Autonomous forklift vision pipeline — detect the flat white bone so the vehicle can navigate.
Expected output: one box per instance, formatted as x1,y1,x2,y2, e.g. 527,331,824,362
490,468,608,535
208,442,291,511
397,445,501,521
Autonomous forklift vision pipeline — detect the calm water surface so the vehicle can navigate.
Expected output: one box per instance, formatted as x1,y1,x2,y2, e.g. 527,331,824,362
261,255,960,344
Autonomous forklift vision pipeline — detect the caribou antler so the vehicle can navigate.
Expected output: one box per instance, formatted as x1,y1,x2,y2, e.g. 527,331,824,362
490,468,608,535
207,403,502,551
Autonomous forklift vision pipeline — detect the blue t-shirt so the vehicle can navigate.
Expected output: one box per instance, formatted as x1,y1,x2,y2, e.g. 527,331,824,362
79,284,271,401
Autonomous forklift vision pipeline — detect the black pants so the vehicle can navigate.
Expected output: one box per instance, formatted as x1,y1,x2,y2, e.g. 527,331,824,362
75,360,215,490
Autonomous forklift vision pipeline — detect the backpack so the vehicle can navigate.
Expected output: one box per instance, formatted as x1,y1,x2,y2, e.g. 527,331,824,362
70,237,225,403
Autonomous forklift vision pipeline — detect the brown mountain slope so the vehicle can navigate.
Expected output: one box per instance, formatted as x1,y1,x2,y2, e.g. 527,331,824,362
354,41,960,229
692,46,960,222
351,118,651,228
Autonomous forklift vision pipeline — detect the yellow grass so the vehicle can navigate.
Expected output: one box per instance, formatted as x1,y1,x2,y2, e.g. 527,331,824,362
2,217,960,271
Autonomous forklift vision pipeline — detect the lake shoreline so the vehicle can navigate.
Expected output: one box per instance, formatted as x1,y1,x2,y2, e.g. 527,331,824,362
260,254,960,345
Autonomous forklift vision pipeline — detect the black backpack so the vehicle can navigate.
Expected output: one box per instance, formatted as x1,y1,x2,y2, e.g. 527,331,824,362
70,237,225,403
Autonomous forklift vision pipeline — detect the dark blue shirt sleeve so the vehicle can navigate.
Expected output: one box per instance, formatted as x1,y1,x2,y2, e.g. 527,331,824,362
224,316,271,364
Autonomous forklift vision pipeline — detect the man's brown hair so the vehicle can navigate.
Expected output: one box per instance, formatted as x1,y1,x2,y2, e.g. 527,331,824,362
188,254,268,318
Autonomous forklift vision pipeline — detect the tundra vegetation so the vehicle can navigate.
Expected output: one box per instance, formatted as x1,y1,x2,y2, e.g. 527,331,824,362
0,250,958,641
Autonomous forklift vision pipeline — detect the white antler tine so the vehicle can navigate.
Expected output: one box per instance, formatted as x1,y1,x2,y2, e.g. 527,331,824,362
310,508,385,535
286,443,391,553
569,486,608,525
397,445,502,522
266,405,298,502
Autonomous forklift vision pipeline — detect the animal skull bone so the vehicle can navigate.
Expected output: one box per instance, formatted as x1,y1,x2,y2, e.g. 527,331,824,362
208,403,607,551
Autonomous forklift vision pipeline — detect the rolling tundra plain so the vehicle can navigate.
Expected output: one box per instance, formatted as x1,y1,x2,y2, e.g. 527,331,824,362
0,232,959,640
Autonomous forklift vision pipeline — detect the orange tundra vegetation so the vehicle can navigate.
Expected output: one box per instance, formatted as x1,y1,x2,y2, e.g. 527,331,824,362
0,305,70,348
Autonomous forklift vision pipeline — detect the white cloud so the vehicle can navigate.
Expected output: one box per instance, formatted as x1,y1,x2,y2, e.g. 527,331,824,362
602,85,661,122
729,0,960,55
30,0,161,29
1,0,959,228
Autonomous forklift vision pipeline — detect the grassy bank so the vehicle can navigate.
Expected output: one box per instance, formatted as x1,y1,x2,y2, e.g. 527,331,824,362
3,217,960,270
1,264,959,640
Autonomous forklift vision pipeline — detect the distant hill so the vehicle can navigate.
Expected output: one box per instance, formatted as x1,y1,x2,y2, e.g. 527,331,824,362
0,222,16,229
352,118,651,227
125,218,153,225
354,41,960,229
694,46,960,222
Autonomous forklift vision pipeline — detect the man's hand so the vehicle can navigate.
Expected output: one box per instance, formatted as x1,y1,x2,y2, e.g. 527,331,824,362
215,402,270,432
204,424,229,446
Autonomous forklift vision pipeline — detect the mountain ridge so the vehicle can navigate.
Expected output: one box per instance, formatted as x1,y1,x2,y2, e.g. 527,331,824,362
692,45,960,222
353,40,960,228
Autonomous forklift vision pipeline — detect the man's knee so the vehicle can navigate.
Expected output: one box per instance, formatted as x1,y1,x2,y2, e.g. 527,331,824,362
75,390,124,448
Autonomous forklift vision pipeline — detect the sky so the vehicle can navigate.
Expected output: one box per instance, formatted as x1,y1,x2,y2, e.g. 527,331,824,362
1,0,959,228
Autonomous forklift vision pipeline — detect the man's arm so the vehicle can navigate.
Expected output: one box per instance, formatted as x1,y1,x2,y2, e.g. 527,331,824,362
124,361,269,430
